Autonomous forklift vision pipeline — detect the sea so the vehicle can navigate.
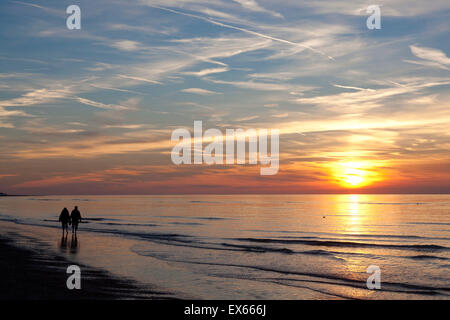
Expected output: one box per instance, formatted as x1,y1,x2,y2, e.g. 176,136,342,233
0,194,449,299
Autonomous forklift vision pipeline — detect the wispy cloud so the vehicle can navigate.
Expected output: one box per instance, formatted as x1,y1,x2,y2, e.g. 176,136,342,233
333,84,376,92
207,78,315,92
0,88,71,108
182,67,229,77
117,75,162,85
232,0,283,18
181,88,221,95
294,0,450,17
107,23,177,35
109,40,143,52
103,124,145,129
2,0,450,193
296,79,450,112
406,45,450,70
11,1,64,16
145,5,334,60
75,97,134,110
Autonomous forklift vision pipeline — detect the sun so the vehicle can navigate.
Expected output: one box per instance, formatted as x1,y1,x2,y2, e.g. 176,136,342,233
330,161,380,188
342,166,365,187
345,173,364,186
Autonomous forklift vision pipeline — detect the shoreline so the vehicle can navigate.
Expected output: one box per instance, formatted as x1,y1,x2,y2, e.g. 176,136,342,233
0,233,174,300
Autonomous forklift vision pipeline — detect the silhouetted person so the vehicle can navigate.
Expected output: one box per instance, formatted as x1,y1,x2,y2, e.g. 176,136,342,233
59,207,70,233
71,206,82,233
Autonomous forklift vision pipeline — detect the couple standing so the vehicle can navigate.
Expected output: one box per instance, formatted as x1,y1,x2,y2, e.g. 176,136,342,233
59,206,82,233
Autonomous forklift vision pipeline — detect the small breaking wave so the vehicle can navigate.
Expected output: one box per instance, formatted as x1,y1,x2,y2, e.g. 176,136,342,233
234,238,449,251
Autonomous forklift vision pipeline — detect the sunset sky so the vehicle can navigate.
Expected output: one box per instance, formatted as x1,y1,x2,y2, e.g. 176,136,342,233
1,0,450,194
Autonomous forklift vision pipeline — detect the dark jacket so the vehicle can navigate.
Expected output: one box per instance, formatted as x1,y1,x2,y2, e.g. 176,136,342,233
71,209,82,224
59,208,70,224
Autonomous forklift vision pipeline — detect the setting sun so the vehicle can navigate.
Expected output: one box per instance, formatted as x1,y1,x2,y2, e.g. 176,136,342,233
330,161,382,188
345,172,364,186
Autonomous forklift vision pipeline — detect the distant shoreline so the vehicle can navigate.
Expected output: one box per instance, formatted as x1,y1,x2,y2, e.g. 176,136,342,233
0,193,28,197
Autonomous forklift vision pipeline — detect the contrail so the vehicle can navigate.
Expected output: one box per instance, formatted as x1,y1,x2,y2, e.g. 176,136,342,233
147,5,335,61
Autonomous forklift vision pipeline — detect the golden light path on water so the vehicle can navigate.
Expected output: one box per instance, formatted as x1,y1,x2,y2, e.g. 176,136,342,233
331,194,376,299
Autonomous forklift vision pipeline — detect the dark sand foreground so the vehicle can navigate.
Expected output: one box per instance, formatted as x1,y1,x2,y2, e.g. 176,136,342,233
0,235,173,300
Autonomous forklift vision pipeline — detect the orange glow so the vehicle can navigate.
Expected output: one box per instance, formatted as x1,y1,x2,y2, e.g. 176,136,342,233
329,161,383,189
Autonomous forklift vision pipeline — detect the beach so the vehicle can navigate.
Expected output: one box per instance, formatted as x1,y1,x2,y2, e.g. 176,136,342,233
0,194,449,300
0,226,173,300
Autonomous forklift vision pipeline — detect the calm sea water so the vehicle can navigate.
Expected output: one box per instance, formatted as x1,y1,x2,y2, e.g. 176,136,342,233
0,194,449,299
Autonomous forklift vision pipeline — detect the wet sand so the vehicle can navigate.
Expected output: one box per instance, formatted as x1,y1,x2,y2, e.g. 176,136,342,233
0,234,174,300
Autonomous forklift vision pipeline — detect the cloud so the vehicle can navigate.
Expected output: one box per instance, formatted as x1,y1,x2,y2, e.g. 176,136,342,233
11,1,64,16
180,88,221,95
85,63,115,72
66,122,87,127
103,124,145,129
235,115,259,121
292,0,450,17
109,40,143,51
12,134,171,159
207,78,315,92
410,45,450,64
232,0,284,18
296,79,450,112
89,84,146,95
117,75,162,84
248,72,297,81
0,88,71,108
403,59,449,70
19,118,86,135
272,113,289,118
145,5,334,60
333,84,375,92
195,8,242,21
407,45,450,70
182,67,229,77
2,0,450,194
0,107,29,118
75,97,133,110
107,23,177,35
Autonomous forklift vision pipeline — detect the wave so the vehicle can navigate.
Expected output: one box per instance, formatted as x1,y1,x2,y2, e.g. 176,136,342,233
406,255,448,261
84,217,120,221
407,222,450,226
221,243,295,254
130,252,450,296
279,235,450,243
100,222,159,227
247,229,450,241
166,222,204,226
234,237,449,251
155,215,232,221
343,202,426,205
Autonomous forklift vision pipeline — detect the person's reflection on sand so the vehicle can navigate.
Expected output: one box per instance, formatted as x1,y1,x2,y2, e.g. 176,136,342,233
70,232,79,254
59,233,68,251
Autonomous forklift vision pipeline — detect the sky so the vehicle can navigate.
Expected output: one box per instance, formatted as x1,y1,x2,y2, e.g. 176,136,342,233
0,0,450,195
